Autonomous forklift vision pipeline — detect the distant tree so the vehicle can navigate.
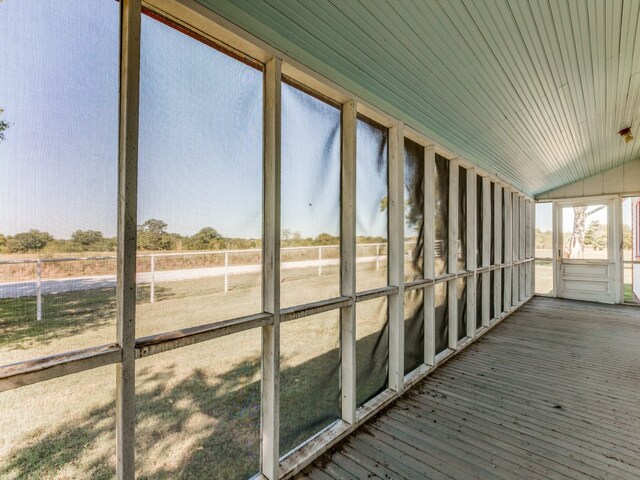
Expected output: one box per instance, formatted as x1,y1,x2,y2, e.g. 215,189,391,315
137,219,174,250
71,229,105,246
281,229,301,241
623,224,632,250
583,220,607,251
314,233,338,245
8,229,53,252
0,234,6,250
0,108,9,142
185,227,223,250
566,205,605,258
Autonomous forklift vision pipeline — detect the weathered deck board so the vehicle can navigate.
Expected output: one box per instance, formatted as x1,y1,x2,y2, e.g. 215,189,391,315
298,297,640,479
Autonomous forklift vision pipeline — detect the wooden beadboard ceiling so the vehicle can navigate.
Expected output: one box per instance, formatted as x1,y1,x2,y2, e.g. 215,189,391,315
198,0,640,196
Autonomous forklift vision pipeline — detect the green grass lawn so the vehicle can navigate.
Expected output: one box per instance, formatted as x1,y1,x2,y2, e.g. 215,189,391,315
0,267,395,479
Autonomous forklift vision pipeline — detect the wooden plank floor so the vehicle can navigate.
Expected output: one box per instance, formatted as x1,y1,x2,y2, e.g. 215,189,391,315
297,297,640,480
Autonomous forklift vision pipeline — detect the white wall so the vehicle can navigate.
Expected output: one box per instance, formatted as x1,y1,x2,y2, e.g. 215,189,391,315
536,160,640,200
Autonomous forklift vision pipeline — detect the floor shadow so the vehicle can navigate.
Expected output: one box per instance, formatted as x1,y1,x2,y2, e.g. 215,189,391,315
0,285,175,349
2,323,412,479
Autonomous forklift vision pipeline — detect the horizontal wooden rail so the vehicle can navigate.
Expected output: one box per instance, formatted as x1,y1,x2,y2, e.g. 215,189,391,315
135,312,273,358
355,286,399,302
280,296,352,322
0,343,122,393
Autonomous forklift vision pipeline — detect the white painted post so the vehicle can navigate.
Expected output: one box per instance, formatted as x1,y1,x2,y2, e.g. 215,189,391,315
482,176,491,327
494,184,503,316
519,196,526,300
150,255,155,303
424,146,436,366
504,188,513,311
318,246,322,277
261,57,281,480
340,99,357,424
466,167,476,338
512,192,519,305
375,243,380,270
448,158,458,348
36,260,42,322
116,0,140,478
388,122,404,392
224,251,229,293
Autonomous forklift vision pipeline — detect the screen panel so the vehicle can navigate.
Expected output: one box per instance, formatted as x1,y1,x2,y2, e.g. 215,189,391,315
280,310,340,455
458,167,467,271
0,366,116,479
434,155,449,276
476,175,483,268
136,329,261,479
434,282,448,354
281,83,340,308
136,13,263,337
356,297,389,407
0,0,119,366
404,289,424,375
404,139,424,282
355,116,388,292
457,277,467,341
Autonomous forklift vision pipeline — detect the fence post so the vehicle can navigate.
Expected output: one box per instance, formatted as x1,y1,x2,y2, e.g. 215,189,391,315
224,251,229,293
318,246,323,277
36,260,42,321
376,244,380,270
150,255,155,304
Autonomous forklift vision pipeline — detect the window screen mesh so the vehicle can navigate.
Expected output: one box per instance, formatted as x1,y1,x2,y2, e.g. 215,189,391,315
0,365,116,479
281,83,340,308
404,289,424,375
356,116,388,292
356,297,389,407
435,282,448,354
136,14,263,337
280,311,340,455
490,183,496,265
458,167,467,271
476,175,483,268
135,329,261,479
490,269,497,319
502,191,507,263
0,0,119,366
457,277,467,341
404,139,424,282
476,274,483,328
434,155,449,276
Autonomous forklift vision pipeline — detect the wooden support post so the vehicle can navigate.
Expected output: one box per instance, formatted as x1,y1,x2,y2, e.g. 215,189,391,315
519,196,526,300
466,168,476,337
529,200,535,296
504,188,513,310
494,184,503,316
512,192,519,306
340,100,357,424
261,57,281,480
388,122,404,391
116,1,140,478
482,177,491,326
448,159,458,348
424,146,436,366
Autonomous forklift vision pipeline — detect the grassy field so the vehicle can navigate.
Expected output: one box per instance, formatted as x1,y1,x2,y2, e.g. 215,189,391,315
0,265,406,479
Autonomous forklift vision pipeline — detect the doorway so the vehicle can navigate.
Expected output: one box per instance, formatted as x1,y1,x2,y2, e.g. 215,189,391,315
555,199,618,303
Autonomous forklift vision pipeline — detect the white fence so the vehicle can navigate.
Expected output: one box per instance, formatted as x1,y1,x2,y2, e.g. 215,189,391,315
0,242,447,321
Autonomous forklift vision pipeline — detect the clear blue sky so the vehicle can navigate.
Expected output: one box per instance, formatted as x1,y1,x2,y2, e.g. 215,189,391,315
11,2,630,243
0,1,389,241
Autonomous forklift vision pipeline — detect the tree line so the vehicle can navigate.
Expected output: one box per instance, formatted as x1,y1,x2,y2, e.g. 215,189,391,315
0,219,385,254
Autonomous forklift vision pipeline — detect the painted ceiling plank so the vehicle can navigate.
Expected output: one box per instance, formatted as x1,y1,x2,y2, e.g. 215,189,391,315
200,0,640,196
